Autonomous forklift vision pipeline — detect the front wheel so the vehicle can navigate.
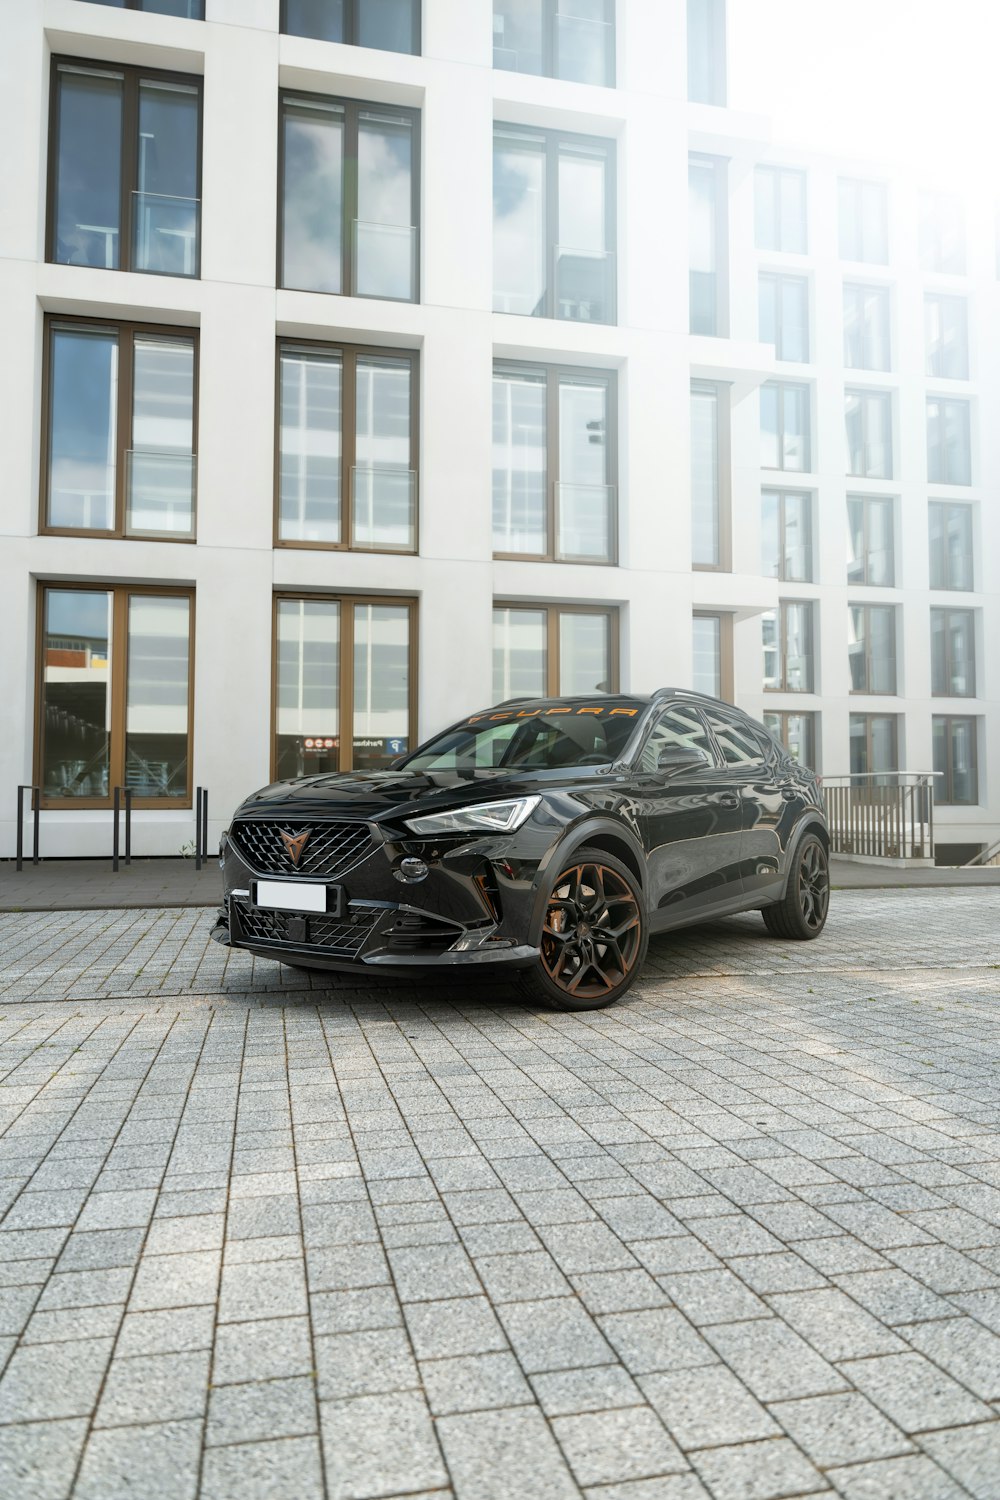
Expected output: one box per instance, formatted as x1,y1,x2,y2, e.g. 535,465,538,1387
520,848,648,1011
761,833,830,940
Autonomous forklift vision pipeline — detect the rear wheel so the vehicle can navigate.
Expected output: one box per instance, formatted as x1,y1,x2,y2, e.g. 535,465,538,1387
762,833,830,940
520,848,647,1011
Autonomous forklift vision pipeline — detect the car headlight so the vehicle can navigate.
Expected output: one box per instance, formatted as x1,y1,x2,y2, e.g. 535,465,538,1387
404,796,541,837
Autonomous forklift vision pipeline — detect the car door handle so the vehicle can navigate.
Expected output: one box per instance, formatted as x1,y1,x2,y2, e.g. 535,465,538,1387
718,793,740,809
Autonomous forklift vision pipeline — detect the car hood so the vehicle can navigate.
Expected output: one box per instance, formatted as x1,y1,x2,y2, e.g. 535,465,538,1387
233,766,615,825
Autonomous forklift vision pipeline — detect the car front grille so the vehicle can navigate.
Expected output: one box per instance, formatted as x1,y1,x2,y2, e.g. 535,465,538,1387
229,818,375,879
231,896,380,956
383,910,462,954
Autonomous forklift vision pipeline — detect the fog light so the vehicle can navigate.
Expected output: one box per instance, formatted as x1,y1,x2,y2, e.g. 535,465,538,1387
394,856,428,884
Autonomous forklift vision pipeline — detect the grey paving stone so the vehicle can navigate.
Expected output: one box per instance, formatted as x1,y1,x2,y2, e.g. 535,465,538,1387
498,1296,615,1373
218,1259,307,1323
322,1390,447,1500
213,1316,314,1385
116,1304,215,1356
902,1315,1000,1400
553,1405,687,1486
144,1211,225,1256
825,1453,969,1499
598,1308,716,1376
206,1376,317,1446
642,1366,779,1449
420,1350,533,1414
582,1480,712,1500
704,1319,847,1401
769,1392,913,1468
532,1362,643,1417
306,1242,390,1292
572,1269,672,1314
659,1269,770,1326
315,1326,419,1400
918,1422,1000,1500
21,1301,123,1345
437,1405,579,1500
37,1266,131,1311
75,1188,158,1232
94,1349,210,1427
0,1417,87,1500
690,1437,828,1500
727,1253,829,1295
766,1288,905,1361
129,1251,220,1311
840,1351,992,1432
475,1250,571,1302
55,1227,145,1273
403,1295,507,1359
310,1285,403,1336
833,1269,955,1326
887,1244,998,1292
201,1436,325,1500
74,1417,203,1500
0,1335,114,1420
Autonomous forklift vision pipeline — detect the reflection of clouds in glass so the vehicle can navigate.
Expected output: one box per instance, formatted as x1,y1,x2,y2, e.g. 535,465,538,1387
492,373,546,553
133,341,194,452
493,138,545,314
283,109,344,293
357,119,413,297
50,458,115,530
558,152,605,251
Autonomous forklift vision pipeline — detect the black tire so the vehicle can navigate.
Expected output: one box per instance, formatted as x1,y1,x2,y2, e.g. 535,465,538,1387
519,847,648,1011
762,833,830,940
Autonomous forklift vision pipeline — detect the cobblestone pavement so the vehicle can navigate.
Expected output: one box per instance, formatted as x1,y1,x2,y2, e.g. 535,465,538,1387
0,890,999,1499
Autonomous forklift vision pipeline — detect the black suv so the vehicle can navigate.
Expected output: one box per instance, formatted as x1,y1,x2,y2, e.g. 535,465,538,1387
212,690,830,1010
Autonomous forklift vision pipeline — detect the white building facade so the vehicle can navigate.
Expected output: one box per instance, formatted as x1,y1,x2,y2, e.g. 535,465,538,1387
1,0,997,862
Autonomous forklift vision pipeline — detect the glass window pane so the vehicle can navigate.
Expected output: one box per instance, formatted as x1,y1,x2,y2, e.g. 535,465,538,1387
276,599,340,779
784,491,810,581
493,607,546,701
758,276,776,348
754,167,776,250
689,160,717,335
355,113,414,299
557,145,610,323
760,383,779,469
556,0,612,85
492,370,546,555
357,0,418,54
353,603,410,768
141,0,205,16
281,100,344,293
48,328,118,531
687,0,724,104
494,1,543,74
557,379,610,560
870,606,896,693
693,614,721,696
950,719,977,803
559,612,610,695
493,131,546,316
284,1,345,42
868,497,893,585
691,384,719,565
761,490,780,577
41,590,113,799
779,277,808,361
134,81,199,276
848,605,867,691
128,337,195,536
778,170,805,252
846,498,865,584
785,603,812,691
353,357,413,549
125,595,190,797
782,385,807,470
54,69,123,269
279,350,342,544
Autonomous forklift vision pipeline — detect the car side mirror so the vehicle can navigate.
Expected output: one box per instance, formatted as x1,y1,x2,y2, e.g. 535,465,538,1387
657,745,711,774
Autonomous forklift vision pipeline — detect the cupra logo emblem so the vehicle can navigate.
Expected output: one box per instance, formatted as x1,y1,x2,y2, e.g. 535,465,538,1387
279,829,311,866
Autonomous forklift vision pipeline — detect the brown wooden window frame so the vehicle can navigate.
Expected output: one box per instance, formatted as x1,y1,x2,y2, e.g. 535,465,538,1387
846,493,895,587
928,500,974,591
492,360,617,566
692,610,733,701
691,380,732,572
40,315,199,542
849,712,899,775
492,602,620,700
933,714,979,806
930,607,977,698
763,600,815,694
280,0,421,53
271,592,418,781
34,581,195,812
848,602,898,695
277,91,421,303
47,56,203,277
274,339,419,555
761,487,812,583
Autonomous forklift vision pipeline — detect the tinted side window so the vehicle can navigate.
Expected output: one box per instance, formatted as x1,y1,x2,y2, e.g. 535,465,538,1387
640,705,715,773
705,710,766,767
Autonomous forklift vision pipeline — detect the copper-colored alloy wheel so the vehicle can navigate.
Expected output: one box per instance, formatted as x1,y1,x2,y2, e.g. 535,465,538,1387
535,853,645,1008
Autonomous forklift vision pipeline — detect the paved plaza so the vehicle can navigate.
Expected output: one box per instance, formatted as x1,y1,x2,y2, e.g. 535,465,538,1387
0,889,999,1498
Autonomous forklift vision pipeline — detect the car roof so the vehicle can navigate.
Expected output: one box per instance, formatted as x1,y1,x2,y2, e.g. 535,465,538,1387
486,688,741,714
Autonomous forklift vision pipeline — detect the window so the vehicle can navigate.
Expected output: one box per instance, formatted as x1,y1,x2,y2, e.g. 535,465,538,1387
493,1,614,84
42,318,197,539
754,165,806,253
843,284,890,371
274,595,415,778
845,390,892,479
762,602,814,693
849,604,896,694
933,716,978,804
931,609,976,697
850,714,898,777
687,0,726,104
493,605,617,700
929,502,973,591
764,711,816,769
704,707,766,767
761,490,811,582
918,190,965,274
493,363,615,563
838,178,888,264
640,703,715,773
925,295,969,380
927,398,971,485
277,342,417,552
692,613,731,699
847,496,894,587
49,59,201,275
759,273,808,361
689,155,727,335
493,125,615,323
280,94,418,301
282,0,420,52
690,382,728,569
37,584,192,807
760,382,810,472
85,1,204,12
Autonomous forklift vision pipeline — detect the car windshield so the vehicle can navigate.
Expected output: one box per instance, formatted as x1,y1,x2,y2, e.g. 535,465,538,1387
402,707,644,773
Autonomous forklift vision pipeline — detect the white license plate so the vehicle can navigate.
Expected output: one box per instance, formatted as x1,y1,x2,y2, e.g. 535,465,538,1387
255,880,328,914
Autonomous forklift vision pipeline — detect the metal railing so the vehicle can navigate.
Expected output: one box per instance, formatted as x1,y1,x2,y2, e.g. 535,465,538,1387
11,785,210,872
194,786,210,871
112,787,133,871
16,785,40,871
822,772,938,860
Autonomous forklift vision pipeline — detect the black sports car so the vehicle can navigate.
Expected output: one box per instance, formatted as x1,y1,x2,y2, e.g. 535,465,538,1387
212,689,830,1010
